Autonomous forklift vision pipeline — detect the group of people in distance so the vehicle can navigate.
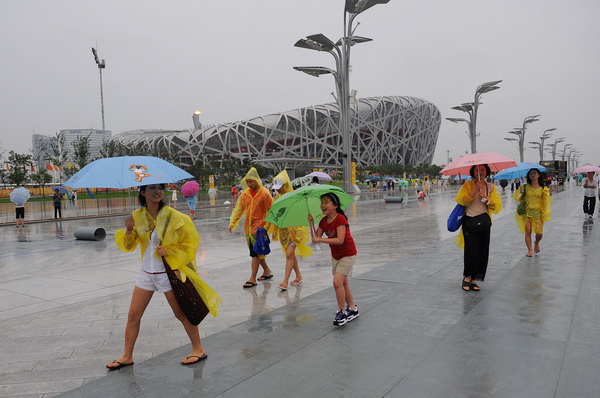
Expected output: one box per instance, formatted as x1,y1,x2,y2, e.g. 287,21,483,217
455,165,552,292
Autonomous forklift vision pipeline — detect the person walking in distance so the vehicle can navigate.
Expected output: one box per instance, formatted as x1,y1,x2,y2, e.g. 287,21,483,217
53,189,62,219
514,168,552,257
582,171,598,218
228,167,275,288
308,192,358,326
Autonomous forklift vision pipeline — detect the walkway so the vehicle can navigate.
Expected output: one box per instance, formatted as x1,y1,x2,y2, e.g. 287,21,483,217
0,185,598,397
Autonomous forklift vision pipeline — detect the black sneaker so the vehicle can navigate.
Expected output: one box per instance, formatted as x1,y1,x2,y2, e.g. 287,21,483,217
333,310,347,326
345,306,359,322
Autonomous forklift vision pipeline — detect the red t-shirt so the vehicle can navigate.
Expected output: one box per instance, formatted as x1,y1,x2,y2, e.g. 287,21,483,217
318,213,357,260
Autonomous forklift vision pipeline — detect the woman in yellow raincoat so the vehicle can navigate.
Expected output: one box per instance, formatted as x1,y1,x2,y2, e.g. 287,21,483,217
455,164,502,292
228,167,274,288
268,170,313,291
513,168,552,257
107,183,220,370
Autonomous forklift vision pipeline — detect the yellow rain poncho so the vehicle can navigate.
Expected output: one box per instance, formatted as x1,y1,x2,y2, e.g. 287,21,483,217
229,168,274,237
513,184,552,235
267,170,313,258
455,180,502,249
116,205,221,318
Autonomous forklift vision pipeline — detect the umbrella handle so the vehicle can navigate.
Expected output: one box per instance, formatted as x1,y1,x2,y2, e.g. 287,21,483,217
306,200,322,251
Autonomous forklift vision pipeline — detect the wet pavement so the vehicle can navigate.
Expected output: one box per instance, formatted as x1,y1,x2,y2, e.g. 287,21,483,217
0,184,598,397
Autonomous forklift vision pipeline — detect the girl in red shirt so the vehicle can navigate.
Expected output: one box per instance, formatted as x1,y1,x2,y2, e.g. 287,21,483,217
308,192,358,326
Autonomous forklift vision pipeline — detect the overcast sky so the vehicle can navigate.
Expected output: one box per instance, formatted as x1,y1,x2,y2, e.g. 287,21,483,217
2,0,599,166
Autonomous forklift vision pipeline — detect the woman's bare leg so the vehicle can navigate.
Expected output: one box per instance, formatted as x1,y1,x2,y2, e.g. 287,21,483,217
525,218,533,256
106,287,154,368
164,291,206,363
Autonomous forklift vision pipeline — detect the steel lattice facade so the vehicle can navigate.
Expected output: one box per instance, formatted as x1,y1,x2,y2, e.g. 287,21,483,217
112,96,441,169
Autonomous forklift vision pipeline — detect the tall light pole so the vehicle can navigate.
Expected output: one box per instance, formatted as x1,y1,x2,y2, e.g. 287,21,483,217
561,143,572,161
528,128,555,163
294,0,390,193
505,115,540,162
91,47,106,131
447,80,502,154
546,137,564,161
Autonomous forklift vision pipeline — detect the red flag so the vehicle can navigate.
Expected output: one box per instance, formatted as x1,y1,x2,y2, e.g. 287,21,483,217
46,162,53,171
31,165,35,172
53,164,59,171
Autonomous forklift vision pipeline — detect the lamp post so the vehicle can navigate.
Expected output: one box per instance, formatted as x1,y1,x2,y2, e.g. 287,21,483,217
447,80,502,154
546,137,564,161
561,143,572,161
528,128,555,163
294,0,390,193
91,48,106,131
505,115,541,162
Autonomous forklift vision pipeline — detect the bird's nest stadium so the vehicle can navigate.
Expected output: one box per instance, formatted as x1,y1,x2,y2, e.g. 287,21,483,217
111,95,441,170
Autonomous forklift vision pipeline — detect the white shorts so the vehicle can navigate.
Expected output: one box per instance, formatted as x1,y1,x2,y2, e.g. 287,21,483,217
135,270,172,293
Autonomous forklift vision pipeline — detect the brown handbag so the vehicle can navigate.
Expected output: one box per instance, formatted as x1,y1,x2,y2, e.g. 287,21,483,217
162,258,209,326
161,213,209,326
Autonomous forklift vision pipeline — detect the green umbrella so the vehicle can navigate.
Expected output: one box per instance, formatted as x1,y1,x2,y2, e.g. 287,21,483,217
265,185,355,228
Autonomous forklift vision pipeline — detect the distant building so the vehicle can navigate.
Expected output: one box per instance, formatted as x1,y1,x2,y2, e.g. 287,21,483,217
111,96,441,170
32,129,111,168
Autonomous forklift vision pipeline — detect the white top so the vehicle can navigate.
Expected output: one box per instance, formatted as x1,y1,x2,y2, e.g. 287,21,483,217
141,230,166,273
172,190,177,201
583,176,599,197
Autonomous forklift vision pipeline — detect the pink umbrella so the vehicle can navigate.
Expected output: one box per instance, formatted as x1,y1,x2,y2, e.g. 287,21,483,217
181,180,199,197
440,152,517,177
572,165,600,174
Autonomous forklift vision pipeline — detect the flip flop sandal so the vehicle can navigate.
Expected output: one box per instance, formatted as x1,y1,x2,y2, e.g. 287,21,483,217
106,360,134,370
470,282,480,291
290,279,303,286
181,354,207,365
257,274,273,281
277,284,288,291
243,281,257,288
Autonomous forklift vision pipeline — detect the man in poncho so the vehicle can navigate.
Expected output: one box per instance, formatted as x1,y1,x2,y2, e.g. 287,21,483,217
228,167,274,288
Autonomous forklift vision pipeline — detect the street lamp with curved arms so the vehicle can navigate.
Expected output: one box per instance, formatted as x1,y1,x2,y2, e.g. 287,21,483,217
546,137,564,161
561,143,572,161
448,80,502,154
293,0,389,193
528,128,555,163
509,115,540,162
91,47,106,131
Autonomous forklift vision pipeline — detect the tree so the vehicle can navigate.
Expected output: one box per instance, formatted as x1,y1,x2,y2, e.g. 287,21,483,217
6,151,32,186
41,133,68,183
98,139,128,158
72,133,92,169
30,169,53,197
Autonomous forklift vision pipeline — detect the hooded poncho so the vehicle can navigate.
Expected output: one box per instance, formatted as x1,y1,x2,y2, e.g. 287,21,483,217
116,205,221,318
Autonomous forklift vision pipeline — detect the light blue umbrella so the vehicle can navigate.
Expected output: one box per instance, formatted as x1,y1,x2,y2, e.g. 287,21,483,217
64,156,193,189
454,175,472,181
52,186,69,194
10,187,31,205
494,162,547,180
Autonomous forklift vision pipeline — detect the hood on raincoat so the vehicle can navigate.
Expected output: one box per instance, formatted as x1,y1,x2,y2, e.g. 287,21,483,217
272,170,293,194
240,167,264,191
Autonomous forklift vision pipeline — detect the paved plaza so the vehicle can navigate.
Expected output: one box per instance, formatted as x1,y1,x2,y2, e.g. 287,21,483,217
0,184,599,397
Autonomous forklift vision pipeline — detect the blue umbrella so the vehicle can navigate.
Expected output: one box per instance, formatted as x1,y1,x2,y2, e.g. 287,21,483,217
10,187,31,205
52,186,69,194
454,175,472,181
494,162,547,180
64,156,193,189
